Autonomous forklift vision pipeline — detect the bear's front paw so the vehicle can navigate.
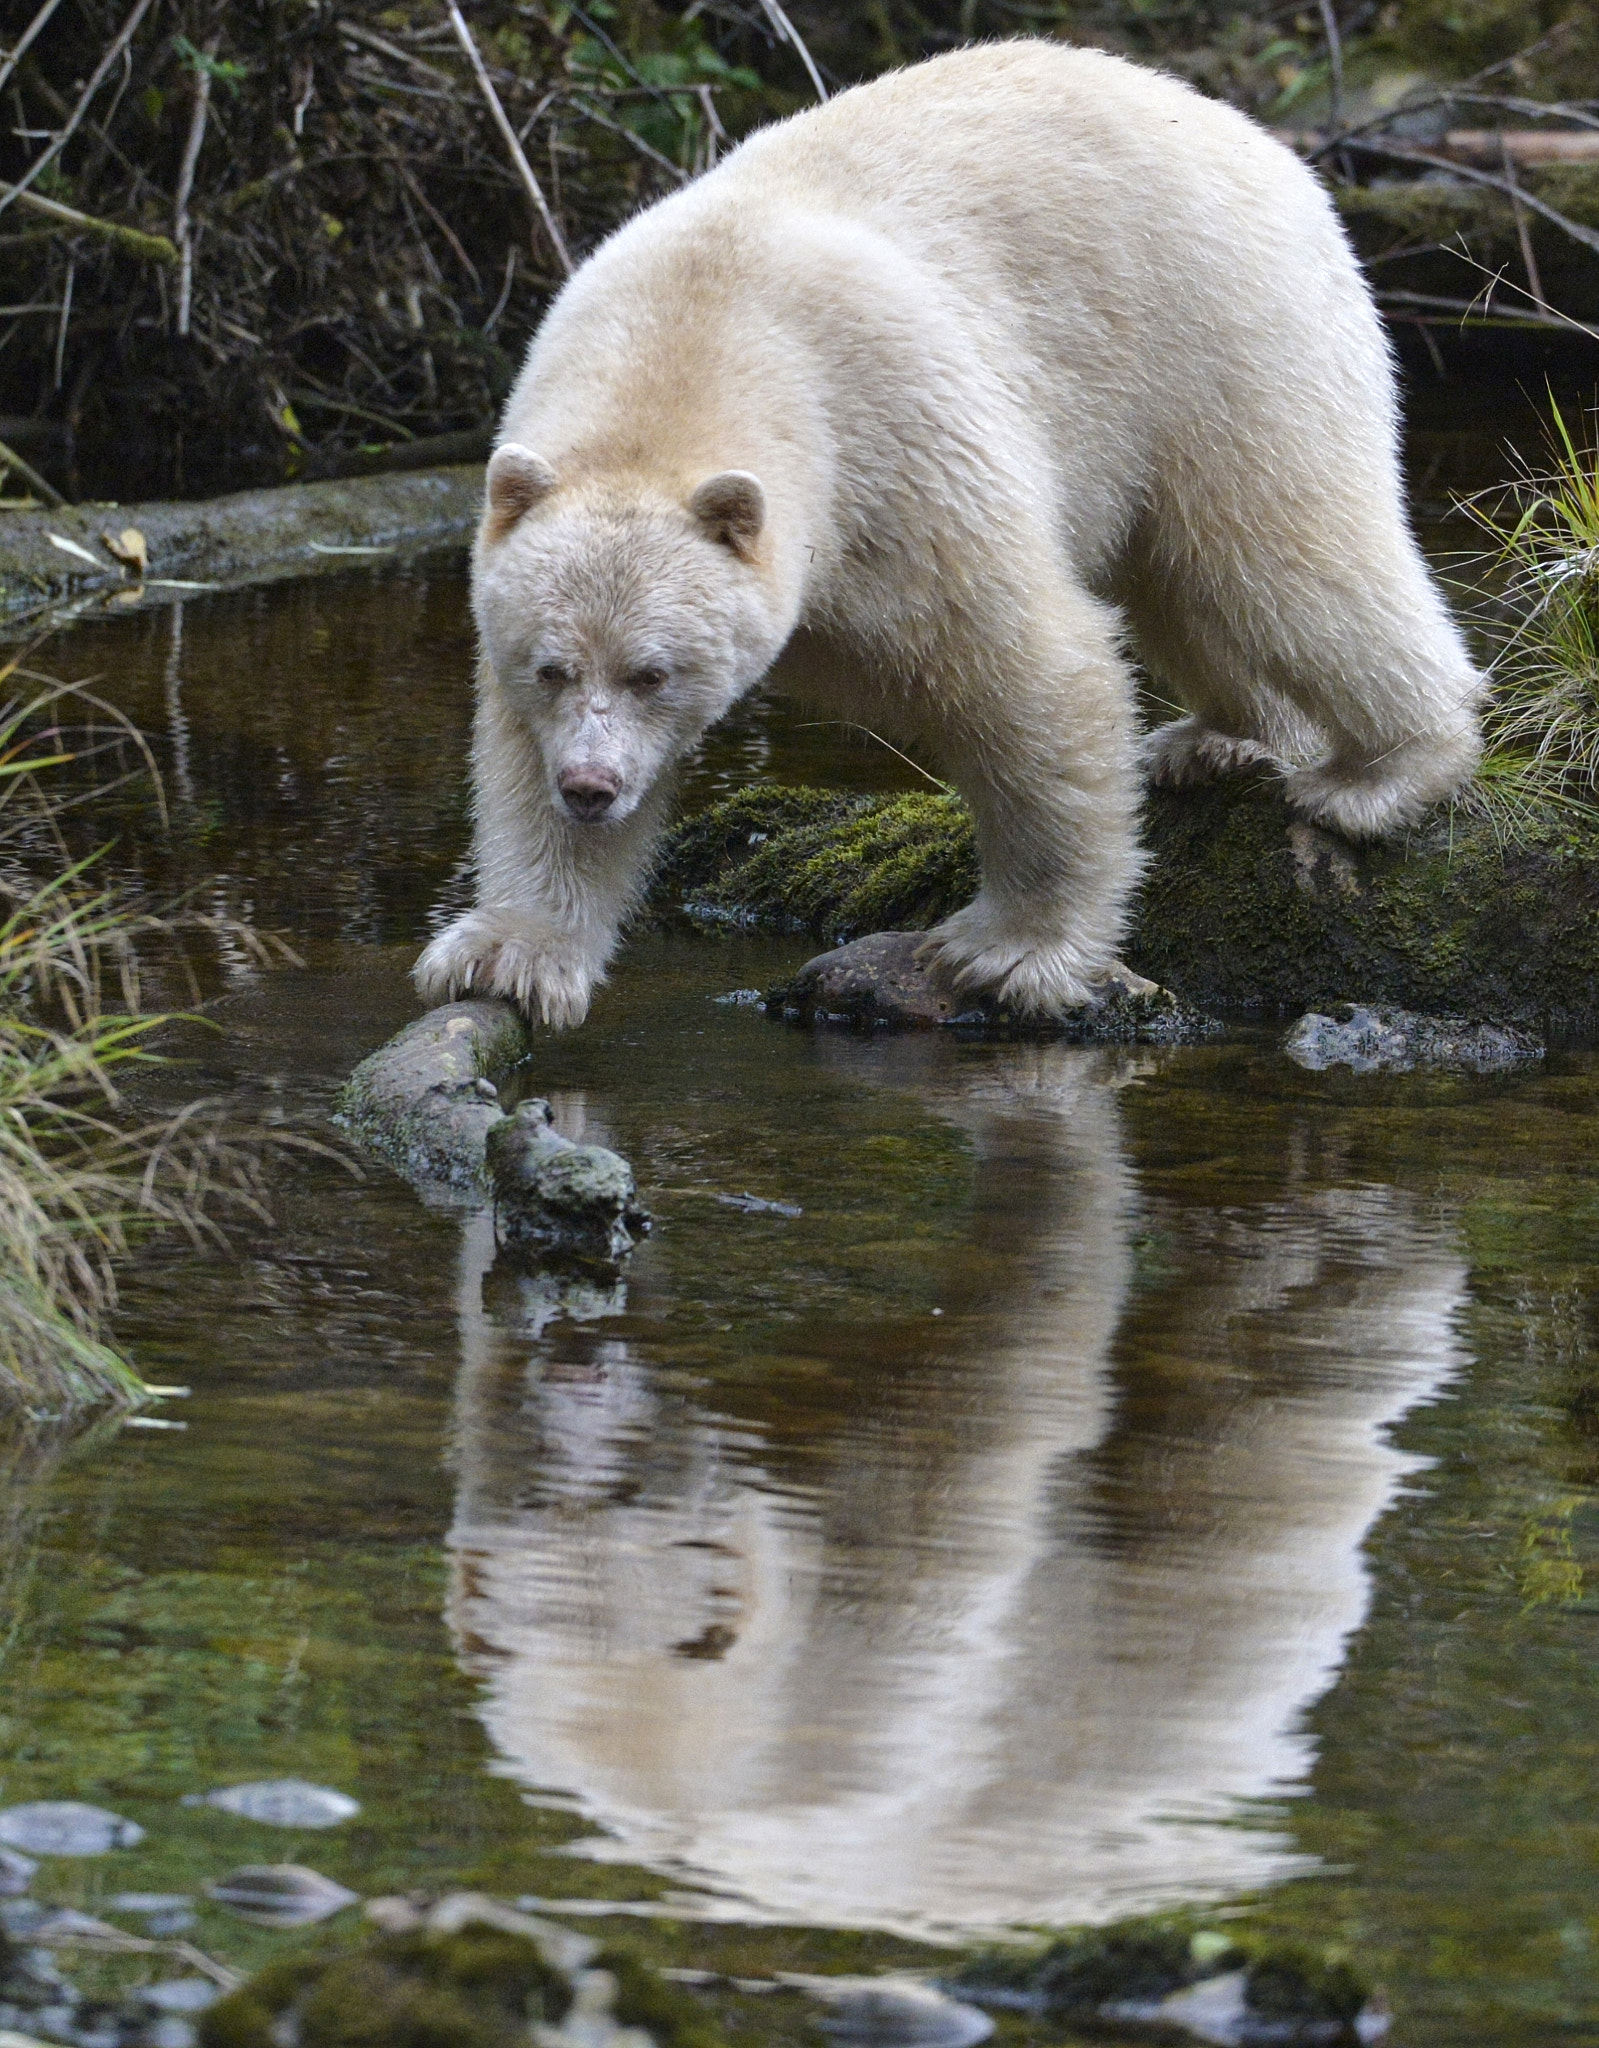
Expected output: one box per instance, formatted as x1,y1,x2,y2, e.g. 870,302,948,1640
414,911,598,1030
918,901,1106,1016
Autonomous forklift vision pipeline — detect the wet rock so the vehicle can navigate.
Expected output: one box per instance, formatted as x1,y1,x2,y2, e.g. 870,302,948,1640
335,1001,531,1193
487,1101,651,1268
206,1865,359,1928
197,1901,582,2048
792,1978,994,2048
0,1852,35,1898
0,1805,144,1857
194,1780,359,1828
1283,1004,1545,1074
143,1981,223,2015
768,933,1220,1043
108,1894,195,1938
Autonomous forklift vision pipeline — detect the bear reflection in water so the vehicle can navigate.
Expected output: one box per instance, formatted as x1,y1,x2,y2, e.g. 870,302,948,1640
447,1048,1465,1939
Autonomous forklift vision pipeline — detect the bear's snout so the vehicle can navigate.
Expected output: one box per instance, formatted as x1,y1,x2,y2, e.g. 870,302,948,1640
558,765,623,822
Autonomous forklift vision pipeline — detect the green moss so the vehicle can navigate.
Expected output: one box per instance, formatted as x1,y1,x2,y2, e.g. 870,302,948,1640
596,1944,731,2048
662,772,1599,1027
198,1924,573,2048
656,784,977,942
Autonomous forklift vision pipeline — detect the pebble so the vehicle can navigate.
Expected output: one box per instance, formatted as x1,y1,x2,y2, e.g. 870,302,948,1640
1282,1004,1543,1075
785,1978,995,2048
206,1864,359,1928
193,1779,360,1828
0,1806,144,1857
0,1852,35,1897
141,1981,222,2015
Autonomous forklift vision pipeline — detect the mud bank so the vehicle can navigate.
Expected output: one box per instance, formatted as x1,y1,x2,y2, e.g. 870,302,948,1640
0,463,484,625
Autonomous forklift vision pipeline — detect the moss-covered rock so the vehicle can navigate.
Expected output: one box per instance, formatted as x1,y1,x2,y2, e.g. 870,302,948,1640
198,1920,574,2048
659,776,1599,1029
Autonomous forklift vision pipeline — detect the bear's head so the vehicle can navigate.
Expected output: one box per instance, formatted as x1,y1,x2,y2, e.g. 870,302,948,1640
474,443,787,826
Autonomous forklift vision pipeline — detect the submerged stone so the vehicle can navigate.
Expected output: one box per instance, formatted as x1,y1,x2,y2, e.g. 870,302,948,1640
486,1101,651,1268
804,1979,994,2048
206,1865,359,1927
0,1850,35,1896
1283,1004,1544,1074
0,1804,144,1856
768,933,1220,1043
197,1780,359,1828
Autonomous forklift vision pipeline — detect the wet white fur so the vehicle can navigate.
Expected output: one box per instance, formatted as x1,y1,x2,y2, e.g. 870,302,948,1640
416,40,1483,1028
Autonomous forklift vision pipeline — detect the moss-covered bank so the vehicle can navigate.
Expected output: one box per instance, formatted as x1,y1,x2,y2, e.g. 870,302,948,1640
656,777,1599,1031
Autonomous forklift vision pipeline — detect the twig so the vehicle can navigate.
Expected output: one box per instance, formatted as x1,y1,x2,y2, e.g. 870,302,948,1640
0,182,177,264
1315,0,1343,131
394,155,482,286
336,17,455,86
0,433,65,505
0,0,160,221
1340,137,1599,257
51,253,72,388
0,0,68,97
482,245,516,335
753,0,827,102
173,37,218,338
570,95,690,182
1499,135,1546,312
444,0,573,276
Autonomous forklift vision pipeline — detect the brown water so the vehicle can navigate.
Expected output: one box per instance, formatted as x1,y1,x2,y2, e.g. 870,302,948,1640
6,401,1599,2042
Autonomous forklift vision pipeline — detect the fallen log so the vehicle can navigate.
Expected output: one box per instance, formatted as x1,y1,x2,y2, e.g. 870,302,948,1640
0,460,484,625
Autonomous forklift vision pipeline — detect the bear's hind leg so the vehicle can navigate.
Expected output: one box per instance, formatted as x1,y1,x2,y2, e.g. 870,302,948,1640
918,581,1146,1016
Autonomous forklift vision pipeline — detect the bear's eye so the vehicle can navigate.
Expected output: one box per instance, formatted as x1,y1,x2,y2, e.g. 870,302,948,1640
536,661,572,687
627,665,668,693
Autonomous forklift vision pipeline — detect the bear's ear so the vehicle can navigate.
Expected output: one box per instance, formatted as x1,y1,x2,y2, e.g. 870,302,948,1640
485,444,557,538
689,470,765,559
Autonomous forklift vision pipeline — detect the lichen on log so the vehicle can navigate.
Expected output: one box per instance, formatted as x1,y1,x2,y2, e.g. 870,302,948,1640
657,776,1599,1030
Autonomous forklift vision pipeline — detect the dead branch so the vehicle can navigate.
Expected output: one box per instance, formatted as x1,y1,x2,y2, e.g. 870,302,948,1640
444,0,574,277
753,0,827,102
0,0,159,220
0,182,178,265
1339,137,1599,258
0,0,68,97
173,37,219,338
0,432,65,504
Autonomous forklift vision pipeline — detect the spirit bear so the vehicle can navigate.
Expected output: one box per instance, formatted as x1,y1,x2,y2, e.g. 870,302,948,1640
416,40,1482,1028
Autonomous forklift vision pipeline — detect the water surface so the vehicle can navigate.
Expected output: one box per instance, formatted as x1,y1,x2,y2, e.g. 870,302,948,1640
5,399,1599,2042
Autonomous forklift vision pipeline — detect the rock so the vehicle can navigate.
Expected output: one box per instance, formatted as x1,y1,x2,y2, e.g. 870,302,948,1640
142,1981,223,2015
0,1852,35,1897
108,1893,195,1937
768,932,1220,1043
335,1000,531,1193
794,1979,994,2048
486,1101,651,1268
206,1864,359,1927
195,1779,359,1828
0,1804,144,1856
1283,1004,1545,1074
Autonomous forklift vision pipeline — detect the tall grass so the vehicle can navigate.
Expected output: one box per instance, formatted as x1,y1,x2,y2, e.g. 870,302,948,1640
0,663,295,1414
1466,401,1599,835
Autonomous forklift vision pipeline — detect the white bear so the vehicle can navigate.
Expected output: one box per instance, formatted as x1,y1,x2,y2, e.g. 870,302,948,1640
415,40,1483,1029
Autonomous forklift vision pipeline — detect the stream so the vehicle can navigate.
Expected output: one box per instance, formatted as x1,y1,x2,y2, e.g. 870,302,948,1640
4,386,1599,2046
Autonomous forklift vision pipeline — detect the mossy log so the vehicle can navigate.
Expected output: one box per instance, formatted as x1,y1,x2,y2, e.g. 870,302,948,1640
656,776,1599,1031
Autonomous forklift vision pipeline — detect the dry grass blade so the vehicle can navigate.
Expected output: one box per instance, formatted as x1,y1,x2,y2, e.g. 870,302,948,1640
0,678,337,1414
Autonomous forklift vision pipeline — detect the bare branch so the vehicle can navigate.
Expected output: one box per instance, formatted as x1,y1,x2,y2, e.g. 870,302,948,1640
174,37,219,338
0,433,65,506
0,0,68,98
444,0,574,277
754,0,827,103
0,181,178,265
1341,137,1599,258
0,0,160,222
